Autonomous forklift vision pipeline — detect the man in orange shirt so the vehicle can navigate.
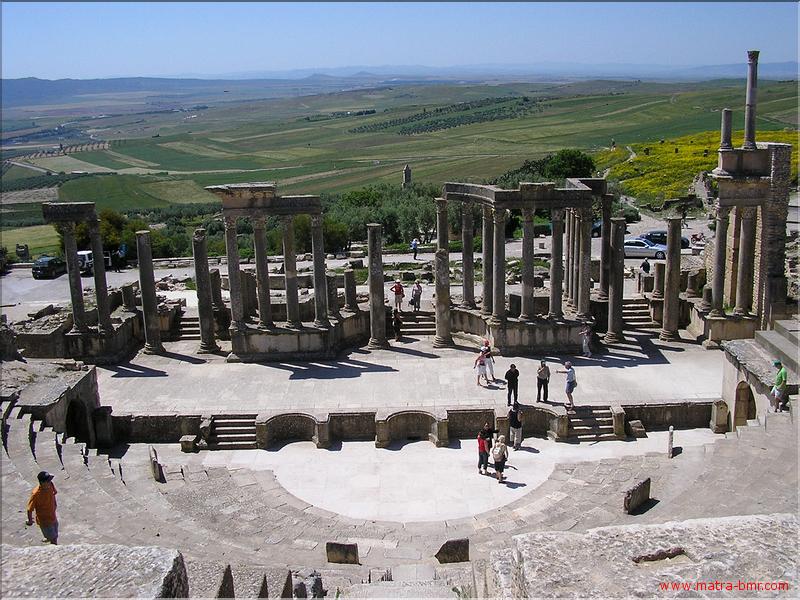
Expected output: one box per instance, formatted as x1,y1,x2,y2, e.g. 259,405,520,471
26,471,58,544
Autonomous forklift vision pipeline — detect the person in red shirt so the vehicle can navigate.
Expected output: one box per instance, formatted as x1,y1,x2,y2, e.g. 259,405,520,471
26,471,58,544
389,280,405,312
477,431,490,475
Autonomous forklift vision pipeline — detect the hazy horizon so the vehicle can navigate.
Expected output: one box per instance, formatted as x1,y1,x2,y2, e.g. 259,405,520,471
2,2,798,80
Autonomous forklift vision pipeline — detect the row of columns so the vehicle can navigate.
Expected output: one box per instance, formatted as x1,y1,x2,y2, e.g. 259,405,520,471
708,204,758,318
563,207,593,319
221,214,329,332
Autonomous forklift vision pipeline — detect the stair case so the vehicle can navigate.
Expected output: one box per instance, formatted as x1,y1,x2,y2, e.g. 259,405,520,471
621,298,659,330
567,406,618,442
399,311,436,337
174,314,201,341
207,415,258,450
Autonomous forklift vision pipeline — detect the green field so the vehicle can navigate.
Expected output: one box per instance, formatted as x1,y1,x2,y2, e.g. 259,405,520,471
1,224,61,258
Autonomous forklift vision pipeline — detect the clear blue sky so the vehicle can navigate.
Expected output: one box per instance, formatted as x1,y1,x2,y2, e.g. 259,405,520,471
2,2,797,79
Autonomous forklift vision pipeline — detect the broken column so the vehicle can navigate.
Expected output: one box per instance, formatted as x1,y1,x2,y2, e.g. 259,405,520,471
548,208,565,320
719,108,733,151
733,206,757,316
519,207,535,321
461,201,475,308
281,216,301,328
434,198,454,347
481,206,494,315
135,230,163,354
121,283,137,312
577,207,592,320
598,194,613,300
343,269,358,311
89,219,113,334
491,207,506,325
367,223,388,349
192,228,219,353
62,223,88,334
605,217,626,343
223,215,246,331
742,50,759,150
709,204,730,318
326,273,340,321
652,262,665,299
252,217,274,328
660,217,683,341
311,214,330,328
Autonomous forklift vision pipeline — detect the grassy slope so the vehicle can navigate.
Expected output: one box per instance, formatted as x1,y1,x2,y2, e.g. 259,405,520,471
1,224,60,258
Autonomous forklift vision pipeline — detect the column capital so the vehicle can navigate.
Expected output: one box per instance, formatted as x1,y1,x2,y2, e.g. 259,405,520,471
252,216,266,230
747,49,760,62
714,203,731,220
193,228,207,242
522,207,534,222
483,204,493,218
435,197,447,213
578,206,594,220
492,207,507,226
551,207,565,222
88,218,101,234
61,221,76,236
223,215,238,229
738,205,758,221
279,214,294,227
311,213,324,228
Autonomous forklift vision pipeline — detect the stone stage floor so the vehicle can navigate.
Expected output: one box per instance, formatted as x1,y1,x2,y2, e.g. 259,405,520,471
148,429,723,523
96,329,724,415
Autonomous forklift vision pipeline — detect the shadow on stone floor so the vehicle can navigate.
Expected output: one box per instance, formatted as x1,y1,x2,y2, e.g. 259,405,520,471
161,350,207,365
264,357,399,379
104,363,168,378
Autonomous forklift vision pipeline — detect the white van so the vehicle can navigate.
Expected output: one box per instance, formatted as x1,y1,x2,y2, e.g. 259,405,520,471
76,250,112,275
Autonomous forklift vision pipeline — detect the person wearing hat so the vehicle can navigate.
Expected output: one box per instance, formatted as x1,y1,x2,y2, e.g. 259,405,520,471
771,360,789,413
26,471,58,544
389,279,405,312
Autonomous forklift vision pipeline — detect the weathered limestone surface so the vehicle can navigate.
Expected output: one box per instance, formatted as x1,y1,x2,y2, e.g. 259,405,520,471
136,230,164,354
491,514,798,599
0,543,188,598
367,223,388,349
192,229,220,353
623,478,651,513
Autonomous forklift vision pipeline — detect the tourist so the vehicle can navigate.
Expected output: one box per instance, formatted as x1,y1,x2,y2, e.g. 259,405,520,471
580,325,592,358
389,279,405,311
557,361,577,411
505,363,519,406
392,308,403,342
479,421,498,452
411,237,420,260
474,352,489,387
640,258,651,274
26,471,58,545
477,429,490,475
509,402,523,451
771,359,789,412
681,205,689,228
411,279,423,313
480,339,497,383
536,360,550,403
492,435,509,483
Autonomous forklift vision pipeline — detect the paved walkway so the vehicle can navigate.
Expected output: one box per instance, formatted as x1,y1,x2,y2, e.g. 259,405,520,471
97,331,723,415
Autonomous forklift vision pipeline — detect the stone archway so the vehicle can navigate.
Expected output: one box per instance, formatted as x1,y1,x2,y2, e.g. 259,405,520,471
65,400,91,443
734,382,756,427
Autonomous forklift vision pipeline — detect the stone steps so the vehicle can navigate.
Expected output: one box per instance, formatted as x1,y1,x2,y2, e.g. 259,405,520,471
754,329,798,375
175,315,202,341
208,415,258,450
567,406,617,442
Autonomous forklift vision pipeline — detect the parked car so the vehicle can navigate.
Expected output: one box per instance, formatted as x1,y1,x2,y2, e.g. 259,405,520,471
32,256,67,279
623,238,667,259
639,230,690,249
77,250,112,276
591,220,631,237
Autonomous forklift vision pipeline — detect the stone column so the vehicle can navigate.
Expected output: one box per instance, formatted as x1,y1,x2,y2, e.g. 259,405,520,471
461,202,475,308
570,210,581,306
733,206,757,316
433,248,454,347
709,205,730,318
135,230,163,354
719,108,733,150
491,208,507,324
88,219,112,334
564,209,573,304
210,269,224,311
481,206,494,315
652,262,665,299
660,217,683,341
605,218,626,343
367,223,388,348
192,228,219,353
548,208,565,320
62,223,88,334
434,198,454,347
577,208,592,319
698,285,713,313
598,194,613,300
223,215,245,331
121,284,137,312
520,207,536,321
252,217,274,328
686,272,700,298
343,268,358,311
281,216,301,328
326,273,340,320
742,50,759,151
310,214,330,328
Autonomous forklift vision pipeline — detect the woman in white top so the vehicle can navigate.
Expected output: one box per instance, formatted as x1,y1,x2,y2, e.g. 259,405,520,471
474,353,489,387
557,361,577,410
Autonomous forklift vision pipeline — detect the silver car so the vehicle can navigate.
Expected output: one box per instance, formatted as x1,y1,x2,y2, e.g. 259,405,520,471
623,237,667,259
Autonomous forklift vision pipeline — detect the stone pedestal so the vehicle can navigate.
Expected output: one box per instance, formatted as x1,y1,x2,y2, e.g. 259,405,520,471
367,224,389,349
343,269,358,311
136,230,164,354
660,217,682,341
192,228,220,353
